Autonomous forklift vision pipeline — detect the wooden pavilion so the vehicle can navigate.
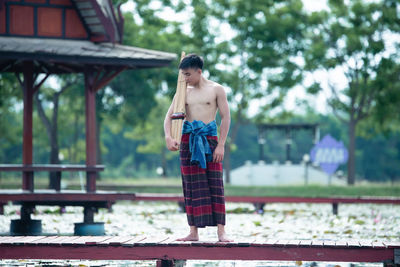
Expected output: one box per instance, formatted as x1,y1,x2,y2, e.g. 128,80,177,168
0,0,176,235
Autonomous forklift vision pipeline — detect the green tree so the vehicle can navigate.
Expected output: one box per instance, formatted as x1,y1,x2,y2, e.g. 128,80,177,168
0,73,22,164
303,0,400,185
124,96,177,177
185,0,309,182
34,75,78,188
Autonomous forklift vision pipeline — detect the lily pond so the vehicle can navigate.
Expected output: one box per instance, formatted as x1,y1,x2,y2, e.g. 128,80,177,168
1,201,399,267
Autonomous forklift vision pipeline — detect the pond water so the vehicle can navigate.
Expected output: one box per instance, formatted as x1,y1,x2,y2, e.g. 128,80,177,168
1,201,399,266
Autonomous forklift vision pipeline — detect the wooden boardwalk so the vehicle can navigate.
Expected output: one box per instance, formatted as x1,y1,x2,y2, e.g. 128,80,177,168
0,236,399,266
135,193,400,204
135,193,400,215
1,191,399,216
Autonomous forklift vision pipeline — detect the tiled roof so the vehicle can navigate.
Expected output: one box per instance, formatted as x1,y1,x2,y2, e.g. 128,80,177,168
0,36,176,73
73,0,123,43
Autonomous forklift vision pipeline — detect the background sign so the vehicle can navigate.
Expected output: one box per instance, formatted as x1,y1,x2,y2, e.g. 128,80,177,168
310,134,348,175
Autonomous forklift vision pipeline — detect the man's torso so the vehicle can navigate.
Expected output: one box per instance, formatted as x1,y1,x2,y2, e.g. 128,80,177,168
185,80,218,124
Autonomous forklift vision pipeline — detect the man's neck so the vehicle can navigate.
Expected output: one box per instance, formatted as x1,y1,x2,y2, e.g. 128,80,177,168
192,75,207,89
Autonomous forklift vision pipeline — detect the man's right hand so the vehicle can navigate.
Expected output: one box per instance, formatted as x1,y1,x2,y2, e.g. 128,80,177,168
166,136,179,151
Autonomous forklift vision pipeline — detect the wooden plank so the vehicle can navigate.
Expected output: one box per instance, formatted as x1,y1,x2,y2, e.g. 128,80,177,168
191,240,221,247
117,193,400,205
323,240,336,247
98,236,136,246
286,240,301,247
0,236,13,243
0,192,136,202
299,240,313,246
84,236,113,245
42,236,81,245
274,239,289,246
347,240,361,247
250,236,267,247
165,238,192,247
335,240,348,247
13,236,48,245
0,243,395,262
248,238,277,247
58,236,89,245
359,240,373,247
384,241,400,248
311,240,324,247
265,239,280,246
31,236,65,244
230,237,252,247
134,236,172,246
0,236,23,243
0,236,28,244
0,164,104,172
121,236,147,247
156,237,176,246
372,241,386,248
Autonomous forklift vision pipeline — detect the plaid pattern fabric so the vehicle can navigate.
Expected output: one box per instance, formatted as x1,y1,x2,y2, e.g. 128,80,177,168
180,133,226,228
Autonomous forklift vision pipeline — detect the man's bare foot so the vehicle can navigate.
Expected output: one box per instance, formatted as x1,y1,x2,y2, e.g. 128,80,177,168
176,233,199,241
218,232,233,242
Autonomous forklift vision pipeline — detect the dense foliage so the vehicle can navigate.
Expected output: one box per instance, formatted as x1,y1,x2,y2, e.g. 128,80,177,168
0,0,399,184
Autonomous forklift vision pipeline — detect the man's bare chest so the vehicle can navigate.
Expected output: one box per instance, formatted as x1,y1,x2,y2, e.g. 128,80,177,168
186,87,217,106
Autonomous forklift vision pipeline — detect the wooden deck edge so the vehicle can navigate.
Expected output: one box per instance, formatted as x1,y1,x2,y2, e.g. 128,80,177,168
0,245,396,263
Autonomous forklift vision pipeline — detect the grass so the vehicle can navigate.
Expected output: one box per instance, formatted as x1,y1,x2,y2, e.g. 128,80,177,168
1,176,399,197
224,184,400,197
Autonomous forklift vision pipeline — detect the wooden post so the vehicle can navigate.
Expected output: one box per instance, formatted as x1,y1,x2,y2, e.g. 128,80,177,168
83,67,98,226
332,203,338,215
0,203,4,215
22,61,34,192
83,207,95,223
84,68,97,193
156,259,175,267
54,172,61,192
253,203,265,214
178,201,185,213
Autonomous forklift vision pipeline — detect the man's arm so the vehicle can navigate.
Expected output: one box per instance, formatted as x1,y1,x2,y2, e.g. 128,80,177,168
164,96,179,151
213,85,230,162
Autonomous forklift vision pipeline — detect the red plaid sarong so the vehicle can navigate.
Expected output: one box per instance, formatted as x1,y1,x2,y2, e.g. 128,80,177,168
179,133,226,227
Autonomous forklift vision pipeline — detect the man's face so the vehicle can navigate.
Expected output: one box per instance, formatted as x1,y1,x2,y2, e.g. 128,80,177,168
181,68,202,86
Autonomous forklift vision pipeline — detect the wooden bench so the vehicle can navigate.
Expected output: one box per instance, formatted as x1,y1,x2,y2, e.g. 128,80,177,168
134,193,400,215
0,190,136,235
0,164,132,235
0,236,399,267
0,164,104,192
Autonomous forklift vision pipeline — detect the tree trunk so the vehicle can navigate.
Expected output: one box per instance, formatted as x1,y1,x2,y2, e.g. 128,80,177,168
48,129,60,189
71,112,79,163
34,93,59,189
48,93,61,189
347,118,356,185
35,81,72,189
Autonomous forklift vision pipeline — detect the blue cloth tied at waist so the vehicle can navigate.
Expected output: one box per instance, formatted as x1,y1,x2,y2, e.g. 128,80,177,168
182,120,218,169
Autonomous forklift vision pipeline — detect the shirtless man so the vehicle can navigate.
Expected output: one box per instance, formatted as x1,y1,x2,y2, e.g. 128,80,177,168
164,54,232,242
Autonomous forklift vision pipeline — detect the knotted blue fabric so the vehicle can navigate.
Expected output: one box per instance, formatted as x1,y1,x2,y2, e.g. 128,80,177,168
182,120,218,169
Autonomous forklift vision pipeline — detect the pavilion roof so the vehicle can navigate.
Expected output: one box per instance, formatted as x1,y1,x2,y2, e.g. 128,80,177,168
0,36,176,74
73,0,124,43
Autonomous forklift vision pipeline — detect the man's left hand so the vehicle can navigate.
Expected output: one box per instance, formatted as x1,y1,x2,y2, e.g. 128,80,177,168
213,144,225,163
